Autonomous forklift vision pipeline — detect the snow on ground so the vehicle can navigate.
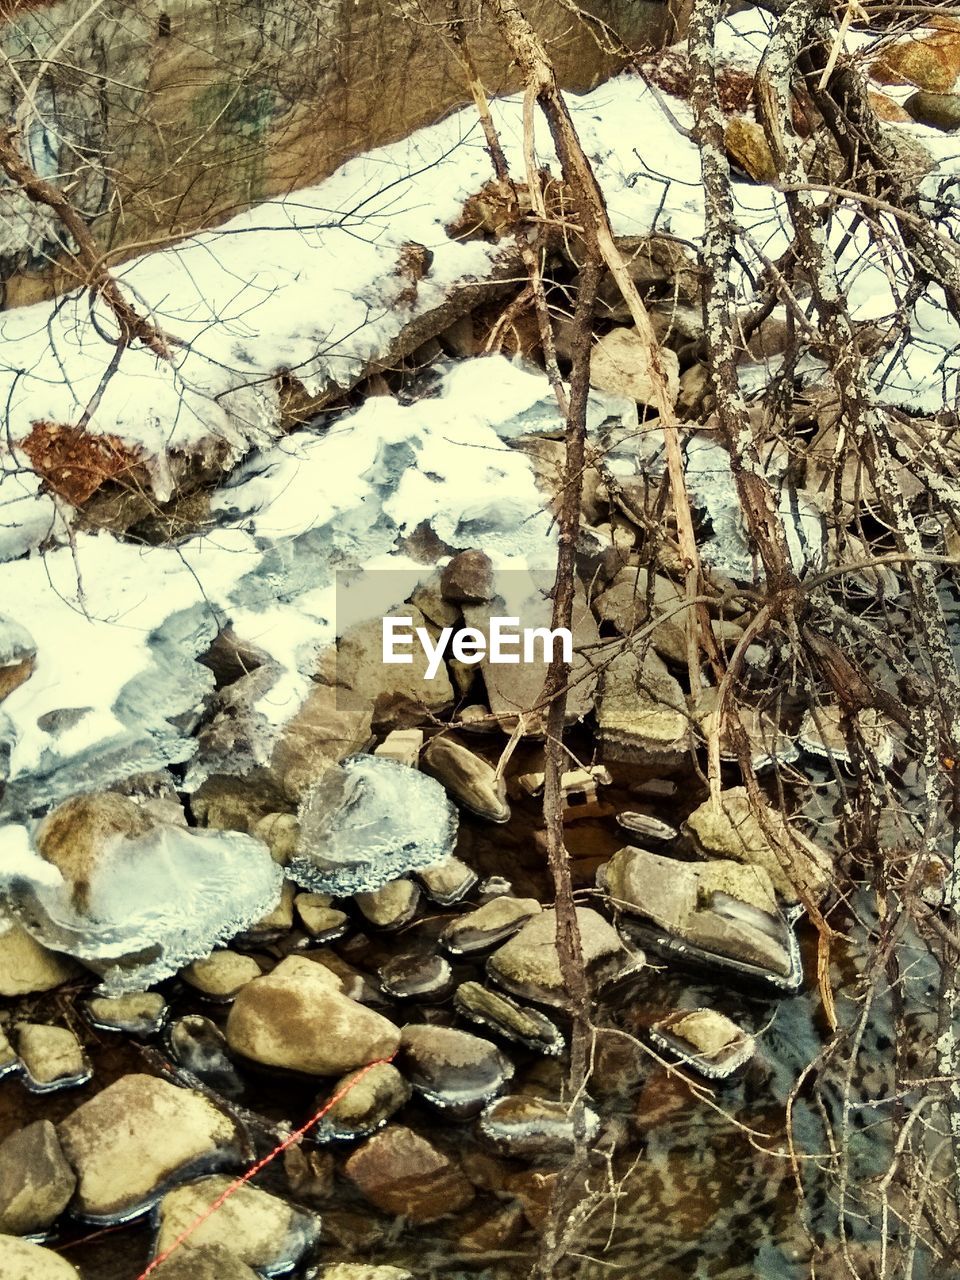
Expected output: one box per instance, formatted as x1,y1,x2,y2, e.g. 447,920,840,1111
1,11,960,827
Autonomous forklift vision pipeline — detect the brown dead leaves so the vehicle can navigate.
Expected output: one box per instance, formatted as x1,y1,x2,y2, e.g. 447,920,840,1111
20,420,141,505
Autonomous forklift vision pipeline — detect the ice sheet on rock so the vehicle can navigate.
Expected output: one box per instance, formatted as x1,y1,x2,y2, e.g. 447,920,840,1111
291,755,458,896
0,821,282,994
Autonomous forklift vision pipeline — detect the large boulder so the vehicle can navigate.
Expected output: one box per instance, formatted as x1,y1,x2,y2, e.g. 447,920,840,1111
225,955,399,1075
57,1074,242,1220
589,327,680,407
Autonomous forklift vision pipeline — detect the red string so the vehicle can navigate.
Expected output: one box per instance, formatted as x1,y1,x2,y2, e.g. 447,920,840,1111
136,1052,396,1279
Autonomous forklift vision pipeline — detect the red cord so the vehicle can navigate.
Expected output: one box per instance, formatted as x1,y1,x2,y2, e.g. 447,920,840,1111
136,1053,396,1279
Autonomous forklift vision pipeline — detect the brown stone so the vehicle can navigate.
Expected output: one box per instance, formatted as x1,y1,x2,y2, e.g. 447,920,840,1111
724,116,778,182
0,1121,76,1235
344,1125,474,1223
871,29,960,93
440,550,494,603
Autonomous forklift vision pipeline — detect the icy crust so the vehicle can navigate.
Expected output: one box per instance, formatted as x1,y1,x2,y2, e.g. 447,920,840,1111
290,755,459,897
0,359,564,820
0,822,283,993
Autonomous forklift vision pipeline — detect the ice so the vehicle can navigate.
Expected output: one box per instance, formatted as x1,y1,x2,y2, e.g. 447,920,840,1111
290,755,458,896
0,821,283,993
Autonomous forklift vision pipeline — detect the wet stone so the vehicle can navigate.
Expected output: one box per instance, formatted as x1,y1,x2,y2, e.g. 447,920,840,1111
486,907,632,1009
416,854,478,905
355,879,421,930
478,1095,601,1157
441,897,541,956
599,845,799,988
0,1120,76,1235
312,1063,412,1143
85,991,168,1037
291,756,458,896
0,923,78,996
295,894,350,942
182,950,262,1001
616,812,678,843
344,1124,475,1223
399,1024,513,1117
649,1008,755,1080
169,1016,244,1098
150,1244,259,1280
0,1237,80,1278
476,875,513,902
283,1146,334,1204
253,813,300,866
316,1267,414,1280
57,1073,242,1221
454,982,564,1056
154,1174,321,1274
0,1031,17,1079
226,955,400,1076
379,952,453,1001
15,1024,91,1094
421,735,510,823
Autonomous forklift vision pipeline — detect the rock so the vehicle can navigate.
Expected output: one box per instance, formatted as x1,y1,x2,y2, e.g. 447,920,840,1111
295,895,349,941
0,616,35,704
478,1095,600,1156
453,981,564,1056
14,792,282,993
247,878,296,934
871,28,960,93
649,1008,755,1079
724,116,777,182
355,879,421,930
0,1237,80,1279
373,728,424,768
270,680,374,804
169,1016,244,1097
594,236,702,316
291,756,458,896
15,1024,90,1093
344,1125,474,1223
693,688,799,772
904,89,960,128
486,907,632,1009
317,1266,413,1280
596,647,691,765
379,952,453,1001
0,1120,76,1235
598,845,799,985
421,736,509,823
868,89,914,122
589,327,680,407
459,1202,525,1253
253,813,300,865
399,1024,513,1116
182,951,262,1000
592,566,689,664
0,922,77,996
85,991,168,1036
150,1244,259,1280
0,1033,15,1079
313,1063,412,1142
333,606,454,731
57,1073,242,1220
461,583,599,732
283,1146,334,1204
409,574,461,627
154,1175,320,1273
615,812,677,843
416,854,478,905
797,705,895,769
677,362,711,418
684,786,832,901
440,550,494,603
225,955,400,1075
441,897,541,955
